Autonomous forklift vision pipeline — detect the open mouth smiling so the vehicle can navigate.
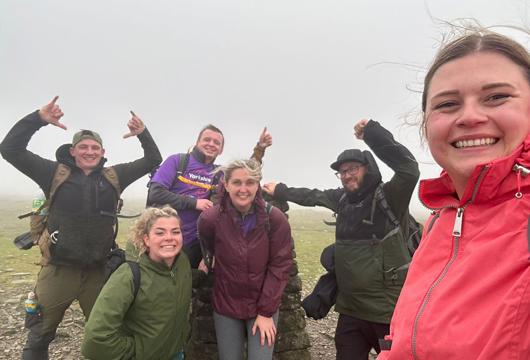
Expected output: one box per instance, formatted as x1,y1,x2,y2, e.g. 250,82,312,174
453,137,499,149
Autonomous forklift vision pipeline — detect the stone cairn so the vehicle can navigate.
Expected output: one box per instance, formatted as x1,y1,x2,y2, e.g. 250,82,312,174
185,249,311,359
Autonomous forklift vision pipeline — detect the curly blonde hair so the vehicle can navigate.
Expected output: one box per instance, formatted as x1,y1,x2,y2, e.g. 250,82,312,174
129,206,180,255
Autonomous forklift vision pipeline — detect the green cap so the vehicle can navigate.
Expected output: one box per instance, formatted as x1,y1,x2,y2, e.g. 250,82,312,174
72,129,103,147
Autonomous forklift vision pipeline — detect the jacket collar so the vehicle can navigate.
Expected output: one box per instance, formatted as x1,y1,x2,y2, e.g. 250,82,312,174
420,134,530,209
140,253,180,275
190,146,217,164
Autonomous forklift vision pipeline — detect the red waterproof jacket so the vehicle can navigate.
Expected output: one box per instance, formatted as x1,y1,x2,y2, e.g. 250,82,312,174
378,136,530,360
198,188,293,319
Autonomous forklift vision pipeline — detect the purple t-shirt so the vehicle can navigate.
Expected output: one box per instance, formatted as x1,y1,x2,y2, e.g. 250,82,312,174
233,211,257,237
151,153,218,245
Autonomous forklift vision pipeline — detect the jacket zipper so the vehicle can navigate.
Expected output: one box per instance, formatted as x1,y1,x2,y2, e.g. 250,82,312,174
411,207,463,360
411,166,488,359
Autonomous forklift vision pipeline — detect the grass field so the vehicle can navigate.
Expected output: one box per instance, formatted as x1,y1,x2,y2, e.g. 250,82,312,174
0,196,335,292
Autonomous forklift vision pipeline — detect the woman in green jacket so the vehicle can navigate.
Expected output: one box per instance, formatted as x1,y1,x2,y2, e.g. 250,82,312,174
82,206,192,360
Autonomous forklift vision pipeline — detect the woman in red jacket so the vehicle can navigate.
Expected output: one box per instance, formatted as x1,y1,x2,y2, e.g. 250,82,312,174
198,159,293,360
378,29,530,360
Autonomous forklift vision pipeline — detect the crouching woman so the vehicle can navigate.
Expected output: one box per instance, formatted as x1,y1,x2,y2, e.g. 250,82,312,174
82,206,192,360
198,159,293,360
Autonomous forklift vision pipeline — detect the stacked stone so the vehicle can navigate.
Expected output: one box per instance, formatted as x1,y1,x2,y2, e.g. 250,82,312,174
185,250,311,359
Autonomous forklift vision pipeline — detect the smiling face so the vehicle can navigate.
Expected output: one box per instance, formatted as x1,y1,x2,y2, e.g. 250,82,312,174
69,139,105,174
196,129,224,163
425,52,530,196
225,168,259,214
338,161,366,193
143,216,183,267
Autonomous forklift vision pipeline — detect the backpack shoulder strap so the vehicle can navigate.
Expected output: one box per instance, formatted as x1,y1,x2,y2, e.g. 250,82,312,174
102,167,121,195
373,183,399,227
177,152,190,177
265,202,273,214
17,163,70,219
169,152,192,189
127,261,141,301
102,166,123,215
264,201,274,236
49,164,71,200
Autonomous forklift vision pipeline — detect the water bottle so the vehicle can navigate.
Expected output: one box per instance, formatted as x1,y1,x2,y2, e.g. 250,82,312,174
24,292,38,314
31,191,47,215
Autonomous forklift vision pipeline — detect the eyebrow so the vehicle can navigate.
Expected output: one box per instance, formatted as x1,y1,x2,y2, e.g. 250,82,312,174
154,227,180,231
481,82,516,90
430,82,517,101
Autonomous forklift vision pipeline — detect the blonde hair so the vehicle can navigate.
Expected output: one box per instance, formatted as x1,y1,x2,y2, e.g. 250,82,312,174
130,206,180,255
222,158,263,183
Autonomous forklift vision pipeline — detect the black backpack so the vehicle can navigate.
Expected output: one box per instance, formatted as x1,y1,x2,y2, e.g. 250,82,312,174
371,183,422,256
104,257,141,303
326,183,422,256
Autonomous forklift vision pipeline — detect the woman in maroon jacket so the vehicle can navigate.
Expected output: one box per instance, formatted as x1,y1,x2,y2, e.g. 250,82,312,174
198,158,293,360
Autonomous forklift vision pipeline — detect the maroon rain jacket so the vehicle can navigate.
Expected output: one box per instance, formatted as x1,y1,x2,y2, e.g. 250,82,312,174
198,188,293,319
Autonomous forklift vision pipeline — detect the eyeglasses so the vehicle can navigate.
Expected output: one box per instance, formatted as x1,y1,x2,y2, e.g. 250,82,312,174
335,165,363,179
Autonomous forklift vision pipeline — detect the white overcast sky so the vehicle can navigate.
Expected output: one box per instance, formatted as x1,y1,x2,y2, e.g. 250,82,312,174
1,0,530,215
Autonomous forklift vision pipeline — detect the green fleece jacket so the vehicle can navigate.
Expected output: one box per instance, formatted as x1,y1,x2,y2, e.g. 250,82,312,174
82,253,192,360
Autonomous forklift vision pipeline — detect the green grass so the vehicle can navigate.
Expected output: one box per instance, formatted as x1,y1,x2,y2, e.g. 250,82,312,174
0,197,335,293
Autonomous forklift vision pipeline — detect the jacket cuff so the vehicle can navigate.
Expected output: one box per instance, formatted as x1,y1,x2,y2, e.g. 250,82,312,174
273,183,289,201
30,110,49,127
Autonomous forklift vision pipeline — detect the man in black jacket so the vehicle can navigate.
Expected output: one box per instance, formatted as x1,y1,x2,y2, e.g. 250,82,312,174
0,96,162,360
263,119,419,360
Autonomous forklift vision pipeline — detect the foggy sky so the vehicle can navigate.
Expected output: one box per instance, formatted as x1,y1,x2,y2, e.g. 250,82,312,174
1,0,529,216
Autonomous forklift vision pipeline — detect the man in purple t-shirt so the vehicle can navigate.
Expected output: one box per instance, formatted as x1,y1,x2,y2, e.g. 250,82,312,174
147,124,272,268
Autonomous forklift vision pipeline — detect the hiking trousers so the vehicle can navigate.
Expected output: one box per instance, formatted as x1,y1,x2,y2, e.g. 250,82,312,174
334,313,389,360
22,264,105,360
213,311,279,360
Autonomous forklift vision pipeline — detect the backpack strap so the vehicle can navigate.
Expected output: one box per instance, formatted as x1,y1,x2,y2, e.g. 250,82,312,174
102,167,122,197
264,201,273,234
49,164,72,200
374,183,422,255
18,164,71,220
127,261,141,301
171,152,191,189
373,183,399,227
99,167,124,245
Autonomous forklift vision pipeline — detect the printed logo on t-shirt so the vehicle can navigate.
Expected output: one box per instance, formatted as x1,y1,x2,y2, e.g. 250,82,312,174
188,172,213,184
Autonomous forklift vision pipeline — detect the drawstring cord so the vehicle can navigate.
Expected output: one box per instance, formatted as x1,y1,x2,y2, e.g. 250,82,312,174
512,163,530,199
516,169,522,199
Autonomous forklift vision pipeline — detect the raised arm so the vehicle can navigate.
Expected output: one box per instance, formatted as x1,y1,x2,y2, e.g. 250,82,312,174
263,182,343,212
357,119,419,218
0,96,67,194
250,127,273,164
111,111,163,191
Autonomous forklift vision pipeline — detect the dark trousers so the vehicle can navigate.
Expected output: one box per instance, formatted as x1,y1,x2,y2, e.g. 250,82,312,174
334,314,389,360
183,241,202,269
